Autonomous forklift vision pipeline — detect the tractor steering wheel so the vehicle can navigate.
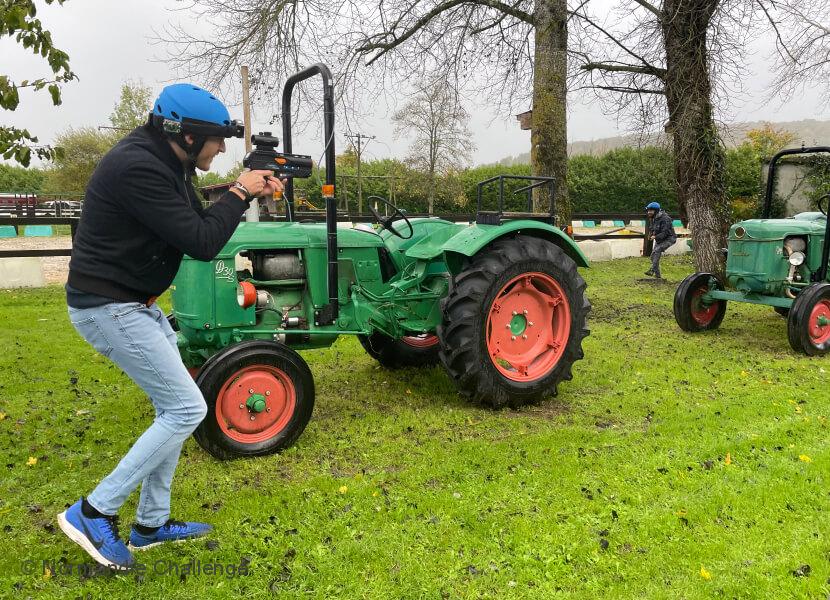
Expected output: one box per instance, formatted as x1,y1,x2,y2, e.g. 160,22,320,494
366,195,413,239
819,194,829,216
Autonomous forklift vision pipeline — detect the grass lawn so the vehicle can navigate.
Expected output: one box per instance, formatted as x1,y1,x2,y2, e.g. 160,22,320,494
1,254,829,599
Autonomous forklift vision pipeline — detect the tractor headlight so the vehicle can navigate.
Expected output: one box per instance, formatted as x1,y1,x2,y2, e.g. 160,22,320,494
237,281,257,308
788,251,805,266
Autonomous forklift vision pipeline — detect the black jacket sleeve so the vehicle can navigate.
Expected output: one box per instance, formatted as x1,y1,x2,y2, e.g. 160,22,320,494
119,162,247,261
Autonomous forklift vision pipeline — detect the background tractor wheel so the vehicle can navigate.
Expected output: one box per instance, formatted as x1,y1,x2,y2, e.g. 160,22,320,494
193,340,314,460
673,272,727,332
358,332,440,369
774,306,790,318
437,234,590,409
787,283,830,356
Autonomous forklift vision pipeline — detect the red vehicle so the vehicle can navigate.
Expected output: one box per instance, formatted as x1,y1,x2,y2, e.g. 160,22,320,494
0,194,38,213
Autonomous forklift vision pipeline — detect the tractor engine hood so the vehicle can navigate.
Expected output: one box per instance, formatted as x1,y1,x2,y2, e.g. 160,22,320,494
729,213,827,241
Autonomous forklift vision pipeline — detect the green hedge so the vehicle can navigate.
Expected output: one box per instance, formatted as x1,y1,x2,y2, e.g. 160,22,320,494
3,145,767,218
296,146,760,216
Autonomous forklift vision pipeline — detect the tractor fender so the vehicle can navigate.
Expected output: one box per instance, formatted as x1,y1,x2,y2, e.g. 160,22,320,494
438,220,589,272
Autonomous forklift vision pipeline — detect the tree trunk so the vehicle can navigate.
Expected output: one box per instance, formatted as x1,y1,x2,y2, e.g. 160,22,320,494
531,0,570,226
428,171,435,215
662,0,729,275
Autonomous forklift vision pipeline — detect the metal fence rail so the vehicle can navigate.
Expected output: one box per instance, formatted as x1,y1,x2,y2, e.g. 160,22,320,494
0,212,672,258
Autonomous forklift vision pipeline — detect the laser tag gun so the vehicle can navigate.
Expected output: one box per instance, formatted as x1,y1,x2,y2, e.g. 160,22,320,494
242,132,314,179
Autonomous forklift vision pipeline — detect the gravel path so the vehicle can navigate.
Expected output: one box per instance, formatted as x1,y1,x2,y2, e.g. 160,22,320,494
0,235,72,284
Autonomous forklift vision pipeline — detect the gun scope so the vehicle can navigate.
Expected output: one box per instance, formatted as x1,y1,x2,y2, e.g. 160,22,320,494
251,132,280,148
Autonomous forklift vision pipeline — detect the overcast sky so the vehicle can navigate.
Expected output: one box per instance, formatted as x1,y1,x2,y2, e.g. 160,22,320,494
3,0,829,175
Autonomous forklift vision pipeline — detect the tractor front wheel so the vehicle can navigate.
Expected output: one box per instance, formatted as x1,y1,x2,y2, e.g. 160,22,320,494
673,273,727,332
787,283,830,356
193,340,315,459
438,235,590,408
358,332,440,368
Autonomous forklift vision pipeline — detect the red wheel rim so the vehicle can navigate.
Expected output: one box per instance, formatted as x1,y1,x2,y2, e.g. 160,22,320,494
401,334,439,348
690,286,719,325
215,365,296,444
486,272,571,382
808,299,830,345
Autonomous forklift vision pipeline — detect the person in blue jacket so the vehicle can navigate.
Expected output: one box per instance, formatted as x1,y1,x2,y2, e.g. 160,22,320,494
58,83,281,569
645,201,677,279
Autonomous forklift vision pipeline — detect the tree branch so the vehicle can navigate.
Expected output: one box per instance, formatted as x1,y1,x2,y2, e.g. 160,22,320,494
581,61,667,78
572,11,664,75
591,84,665,95
357,0,534,65
631,0,662,19
754,0,797,62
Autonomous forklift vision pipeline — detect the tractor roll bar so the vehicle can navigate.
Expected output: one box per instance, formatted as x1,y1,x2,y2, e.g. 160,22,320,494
763,146,830,218
281,63,339,322
763,146,830,283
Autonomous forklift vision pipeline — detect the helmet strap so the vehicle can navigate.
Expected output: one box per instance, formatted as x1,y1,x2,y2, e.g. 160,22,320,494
175,133,207,172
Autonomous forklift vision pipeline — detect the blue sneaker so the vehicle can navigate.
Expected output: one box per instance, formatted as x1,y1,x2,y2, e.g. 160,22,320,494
128,519,213,550
57,499,133,569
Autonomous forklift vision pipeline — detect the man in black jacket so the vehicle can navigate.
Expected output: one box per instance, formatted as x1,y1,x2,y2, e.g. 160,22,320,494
58,83,281,569
645,201,677,279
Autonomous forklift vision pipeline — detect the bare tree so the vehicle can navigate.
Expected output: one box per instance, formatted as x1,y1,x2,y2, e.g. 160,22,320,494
155,1,576,222
393,80,475,214
766,2,830,102
569,0,792,274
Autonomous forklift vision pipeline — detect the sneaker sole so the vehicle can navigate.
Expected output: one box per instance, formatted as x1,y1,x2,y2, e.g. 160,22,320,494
57,511,130,570
128,535,207,551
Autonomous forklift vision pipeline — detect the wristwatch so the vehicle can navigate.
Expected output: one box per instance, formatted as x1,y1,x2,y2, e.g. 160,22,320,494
231,181,255,203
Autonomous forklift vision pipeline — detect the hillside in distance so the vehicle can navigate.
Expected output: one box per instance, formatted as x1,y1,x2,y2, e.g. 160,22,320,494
495,119,830,165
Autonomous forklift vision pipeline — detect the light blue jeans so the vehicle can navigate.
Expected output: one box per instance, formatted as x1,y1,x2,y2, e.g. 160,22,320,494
67,301,207,527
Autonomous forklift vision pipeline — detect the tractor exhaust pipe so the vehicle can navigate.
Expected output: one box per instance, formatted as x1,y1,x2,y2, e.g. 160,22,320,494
281,64,339,323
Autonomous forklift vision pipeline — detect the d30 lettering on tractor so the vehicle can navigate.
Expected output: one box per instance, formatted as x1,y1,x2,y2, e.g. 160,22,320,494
170,65,591,459
674,146,830,355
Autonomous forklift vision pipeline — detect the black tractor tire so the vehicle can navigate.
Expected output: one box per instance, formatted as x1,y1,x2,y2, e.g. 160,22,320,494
673,272,727,332
787,283,830,356
774,306,790,318
358,332,440,369
193,340,315,460
437,235,590,409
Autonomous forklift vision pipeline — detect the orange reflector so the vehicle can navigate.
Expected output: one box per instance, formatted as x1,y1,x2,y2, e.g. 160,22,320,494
276,157,286,164
322,184,335,198
565,225,574,239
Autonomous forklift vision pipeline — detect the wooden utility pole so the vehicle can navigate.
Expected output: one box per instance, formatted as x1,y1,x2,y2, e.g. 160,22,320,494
241,65,259,221
241,65,253,153
346,133,375,215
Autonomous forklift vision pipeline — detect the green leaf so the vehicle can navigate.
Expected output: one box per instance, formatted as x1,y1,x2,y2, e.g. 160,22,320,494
17,146,31,167
48,84,61,106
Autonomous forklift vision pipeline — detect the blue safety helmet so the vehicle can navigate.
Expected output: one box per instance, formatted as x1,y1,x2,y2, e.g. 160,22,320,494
150,83,243,138
645,201,661,210
148,84,243,167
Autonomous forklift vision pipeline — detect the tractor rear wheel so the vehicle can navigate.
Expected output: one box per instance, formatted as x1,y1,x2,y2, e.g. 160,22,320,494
673,273,727,332
437,235,590,408
787,283,830,356
358,332,440,368
774,306,790,318
193,340,315,459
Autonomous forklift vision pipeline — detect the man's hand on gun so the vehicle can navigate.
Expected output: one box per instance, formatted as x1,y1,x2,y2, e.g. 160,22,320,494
230,169,286,202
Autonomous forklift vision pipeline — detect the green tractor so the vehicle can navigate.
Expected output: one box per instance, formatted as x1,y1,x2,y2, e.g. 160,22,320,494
170,65,591,459
674,146,830,355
